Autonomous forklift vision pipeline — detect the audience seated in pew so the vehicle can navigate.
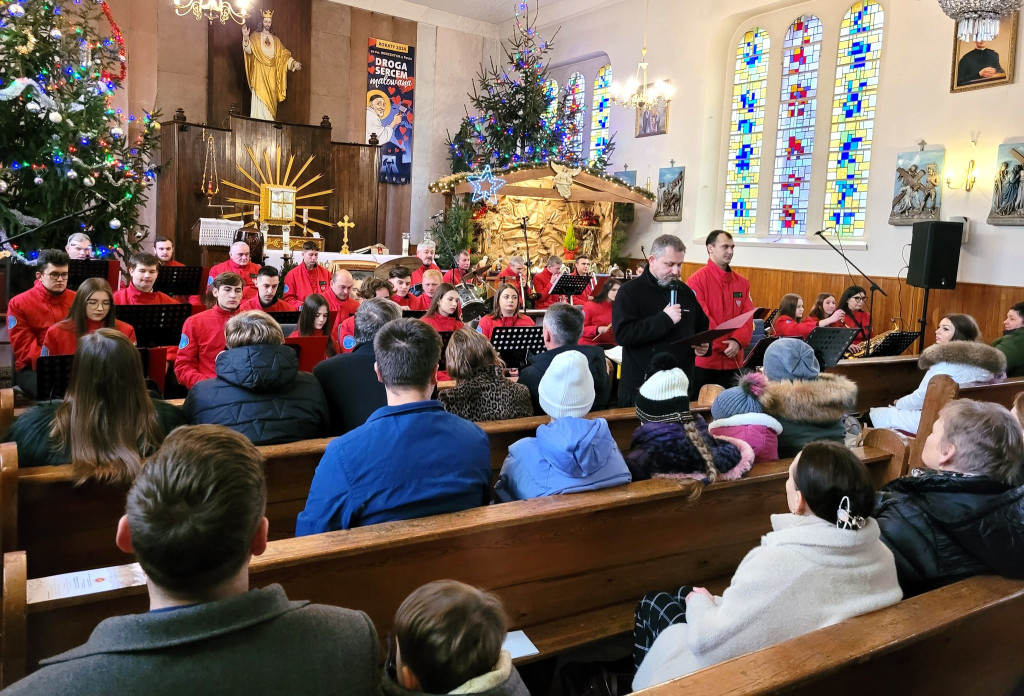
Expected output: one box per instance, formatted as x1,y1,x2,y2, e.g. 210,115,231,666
297,318,491,534
869,314,1005,434
313,298,399,435
518,303,611,414
494,351,630,502
182,311,328,445
770,293,818,339
992,301,1024,378
290,292,336,360
40,277,136,356
4,329,186,477
383,580,529,696
631,441,902,690
626,353,752,483
111,252,178,305
758,338,857,457
874,399,1024,598
438,328,532,422
174,271,243,389
0,425,380,696
708,371,782,463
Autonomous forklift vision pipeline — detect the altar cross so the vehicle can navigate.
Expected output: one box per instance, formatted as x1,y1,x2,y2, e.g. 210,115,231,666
337,215,355,254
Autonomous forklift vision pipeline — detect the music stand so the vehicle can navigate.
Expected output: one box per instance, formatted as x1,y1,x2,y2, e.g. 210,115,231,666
153,265,205,297
742,336,779,369
267,311,301,325
762,308,779,328
115,304,192,348
37,348,158,399
68,259,118,291
549,275,593,305
806,327,860,369
860,331,920,358
284,336,329,372
437,331,455,371
490,326,546,369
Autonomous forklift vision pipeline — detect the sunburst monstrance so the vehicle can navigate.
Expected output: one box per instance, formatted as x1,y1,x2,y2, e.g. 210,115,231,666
220,146,334,238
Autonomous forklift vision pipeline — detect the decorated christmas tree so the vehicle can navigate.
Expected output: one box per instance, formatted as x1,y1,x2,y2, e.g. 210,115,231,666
0,0,160,262
445,1,587,173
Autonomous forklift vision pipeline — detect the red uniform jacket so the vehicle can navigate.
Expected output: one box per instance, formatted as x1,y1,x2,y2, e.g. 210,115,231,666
162,260,185,267
837,310,872,342
421,314,463,333
174,306,238,389
772,315,817,340
207,259,262,300
41,319,137,358
531,268,561,309
239,296,295,313
333,316,357,354
392,293,412,308
442,267,473,285
113,284,178,305
411,263,441,286
477,313,533,340
7,282,76,371
687,260,754,370
283,264,330,308
496,266,524,294
580,300,616,346
326,296,360,354
410,293,433,312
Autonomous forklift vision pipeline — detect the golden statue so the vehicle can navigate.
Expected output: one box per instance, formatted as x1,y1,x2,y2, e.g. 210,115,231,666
241,10,301,121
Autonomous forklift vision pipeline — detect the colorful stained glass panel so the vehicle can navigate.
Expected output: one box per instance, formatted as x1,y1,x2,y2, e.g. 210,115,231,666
724,27,770,235
589,64,612,165
567,72,586,159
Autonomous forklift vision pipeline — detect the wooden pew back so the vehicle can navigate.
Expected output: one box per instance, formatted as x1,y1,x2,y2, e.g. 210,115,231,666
828,355,924,413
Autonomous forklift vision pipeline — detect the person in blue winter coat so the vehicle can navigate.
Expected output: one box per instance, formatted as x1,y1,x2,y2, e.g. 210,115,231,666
494,350,631,502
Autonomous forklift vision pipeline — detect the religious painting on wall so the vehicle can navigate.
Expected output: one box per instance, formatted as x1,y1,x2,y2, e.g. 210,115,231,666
366,38,415,184
613,169,637,186
988,141,1024,225
950,12,1017,93
635,86,670,137
653,166,684,222
889,150,944,226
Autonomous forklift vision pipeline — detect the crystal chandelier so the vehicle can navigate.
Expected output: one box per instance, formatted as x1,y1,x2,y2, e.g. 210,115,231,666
173,0,251,25
937,0,1023,42
609,0,674,111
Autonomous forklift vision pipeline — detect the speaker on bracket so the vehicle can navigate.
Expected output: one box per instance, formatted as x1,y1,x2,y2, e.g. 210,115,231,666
907,221,963,289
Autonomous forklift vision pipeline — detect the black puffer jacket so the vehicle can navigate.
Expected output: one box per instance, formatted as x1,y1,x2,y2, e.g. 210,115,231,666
183,343,329,445
874,469,1024,597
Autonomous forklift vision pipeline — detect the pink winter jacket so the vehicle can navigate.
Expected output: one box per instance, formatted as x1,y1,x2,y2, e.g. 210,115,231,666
707,413,783,463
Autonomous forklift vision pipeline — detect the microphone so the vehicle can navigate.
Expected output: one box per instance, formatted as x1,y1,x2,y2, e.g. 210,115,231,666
429,212,444,220
668,280,683,306
813,227,834,236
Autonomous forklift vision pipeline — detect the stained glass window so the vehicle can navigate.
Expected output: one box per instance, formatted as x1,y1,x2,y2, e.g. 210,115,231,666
544,78,559,121
724,28,770,235
589,64,612,165
823,1,884,237
769,16,822,236
567,72,586,159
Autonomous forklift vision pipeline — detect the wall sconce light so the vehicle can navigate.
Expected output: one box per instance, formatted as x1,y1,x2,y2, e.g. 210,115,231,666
946,159,976,191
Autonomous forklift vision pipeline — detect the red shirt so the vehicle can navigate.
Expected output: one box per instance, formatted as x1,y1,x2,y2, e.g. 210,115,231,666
333,316,357,354
411,263,441,286
410,293,433,312
7,282,77,371
686,260,754,370
837,310,872,342
580,300,615,346
497,266,524,293
162,260,185,267
326,296,360,353
532,268,561,309
113,283,178,305
41,319,137,358
239,296,295,313
773,315,817,340
391,293,412,308
283,264,331,308
207,259,262,300
477,313,533,340
442,267,473,285
173,305,239,389
421,314,463,333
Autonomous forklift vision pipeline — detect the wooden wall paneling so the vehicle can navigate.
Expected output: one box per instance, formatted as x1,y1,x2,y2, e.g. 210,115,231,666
329,143,381,251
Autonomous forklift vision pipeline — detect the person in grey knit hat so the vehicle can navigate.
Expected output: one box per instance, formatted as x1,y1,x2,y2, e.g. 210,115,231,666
708,372,783,462
763,338,820,381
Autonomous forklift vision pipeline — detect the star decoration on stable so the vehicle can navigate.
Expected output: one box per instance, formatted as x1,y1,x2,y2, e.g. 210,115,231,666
468,166,506,205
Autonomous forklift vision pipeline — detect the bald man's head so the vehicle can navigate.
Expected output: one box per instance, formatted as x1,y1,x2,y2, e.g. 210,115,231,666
330,269,355,301
229,242,251,266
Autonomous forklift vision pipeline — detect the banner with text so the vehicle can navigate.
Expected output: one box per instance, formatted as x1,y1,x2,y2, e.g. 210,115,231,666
366,38,415,185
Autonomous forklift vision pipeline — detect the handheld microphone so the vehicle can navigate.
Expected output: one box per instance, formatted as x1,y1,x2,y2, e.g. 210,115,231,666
668,280,683,306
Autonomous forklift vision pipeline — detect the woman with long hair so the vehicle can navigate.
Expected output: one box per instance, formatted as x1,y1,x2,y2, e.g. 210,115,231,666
836,285,871,342
806,292,846,326
438,327,532,422
5,329,186,479
290,293,336,358
421,282,464,333
771,294,817,339
41,277,136,357
580,278,622,346
477,283,533,340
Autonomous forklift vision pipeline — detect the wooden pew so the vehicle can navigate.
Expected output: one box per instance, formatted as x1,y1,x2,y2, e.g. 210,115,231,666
636,575,1024,695
828,354,924,412
0,433,907,685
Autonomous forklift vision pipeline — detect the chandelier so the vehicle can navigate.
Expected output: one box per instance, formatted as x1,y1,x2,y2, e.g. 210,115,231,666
609,0,674,111
173,0,251,25
937,0,1023,42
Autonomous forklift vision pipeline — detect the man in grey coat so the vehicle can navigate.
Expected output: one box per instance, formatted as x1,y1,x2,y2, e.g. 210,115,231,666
1,425,380,696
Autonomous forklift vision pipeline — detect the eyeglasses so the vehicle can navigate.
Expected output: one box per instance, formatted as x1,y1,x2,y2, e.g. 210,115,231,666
85,300,111,308
851,295,867,302
43,272,70,280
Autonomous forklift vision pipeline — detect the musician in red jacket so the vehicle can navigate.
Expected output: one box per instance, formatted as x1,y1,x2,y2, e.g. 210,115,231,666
388,266,414,308
239,266,294,312
478,284,534,340
42,278,137,357
686,231,754,397
531,256,563,309
442,250,473,285
206,242,261,301
836,285,872,343
154,236,184,267
174,272,243,389
113,253,178,305
282,242,330,307
8,249,76,395
496,256,526,296
410,240,441,286
772,294,819,339
580,278,622,346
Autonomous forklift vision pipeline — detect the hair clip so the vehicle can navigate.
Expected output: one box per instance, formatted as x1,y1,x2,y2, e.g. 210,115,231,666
836,496,865,531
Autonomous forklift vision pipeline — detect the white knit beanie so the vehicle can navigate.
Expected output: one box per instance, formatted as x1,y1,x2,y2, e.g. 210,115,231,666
539,351,596,419
635,355,690,423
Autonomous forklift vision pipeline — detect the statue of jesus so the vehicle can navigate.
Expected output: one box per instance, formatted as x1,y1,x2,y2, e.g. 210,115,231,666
241,10,301,121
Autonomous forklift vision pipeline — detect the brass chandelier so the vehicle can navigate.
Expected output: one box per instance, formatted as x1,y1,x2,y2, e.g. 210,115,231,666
173,0,251,25
609,0,674,111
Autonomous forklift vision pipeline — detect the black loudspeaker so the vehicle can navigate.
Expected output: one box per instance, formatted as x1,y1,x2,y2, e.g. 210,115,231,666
907,221,963,289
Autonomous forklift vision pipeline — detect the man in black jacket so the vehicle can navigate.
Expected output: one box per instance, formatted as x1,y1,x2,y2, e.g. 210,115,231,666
314,297,402,434
518,303,611,415
612,234,709,406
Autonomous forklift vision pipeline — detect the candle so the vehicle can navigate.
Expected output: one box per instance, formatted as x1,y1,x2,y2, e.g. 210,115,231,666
282,226,290,250
303,208,309,225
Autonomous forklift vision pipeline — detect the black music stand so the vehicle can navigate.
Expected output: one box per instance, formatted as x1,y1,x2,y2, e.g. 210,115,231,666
37,348,154,399
404,309,426,319
115,304,192,348
267,311,301,325
491,325,546,369
742,336,779,369
861,331,920,358
762,308,780,328
67,259,115,291
549,274,593,305
437,331,455,371
153,265,205,297
806,327,860,369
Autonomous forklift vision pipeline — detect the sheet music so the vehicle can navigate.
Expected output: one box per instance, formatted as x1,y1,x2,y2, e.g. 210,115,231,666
27,563,147,605
503,630,539,659
198,218,242,247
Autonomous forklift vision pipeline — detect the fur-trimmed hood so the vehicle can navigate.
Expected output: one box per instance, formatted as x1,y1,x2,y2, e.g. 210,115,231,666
919,340,1006,375
761,373,857,424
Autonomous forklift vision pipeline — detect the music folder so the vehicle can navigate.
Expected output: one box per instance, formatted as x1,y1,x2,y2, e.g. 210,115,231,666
674,307,761,346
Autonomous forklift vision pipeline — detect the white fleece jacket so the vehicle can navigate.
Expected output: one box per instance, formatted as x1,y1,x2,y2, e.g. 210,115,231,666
633,513,902,690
